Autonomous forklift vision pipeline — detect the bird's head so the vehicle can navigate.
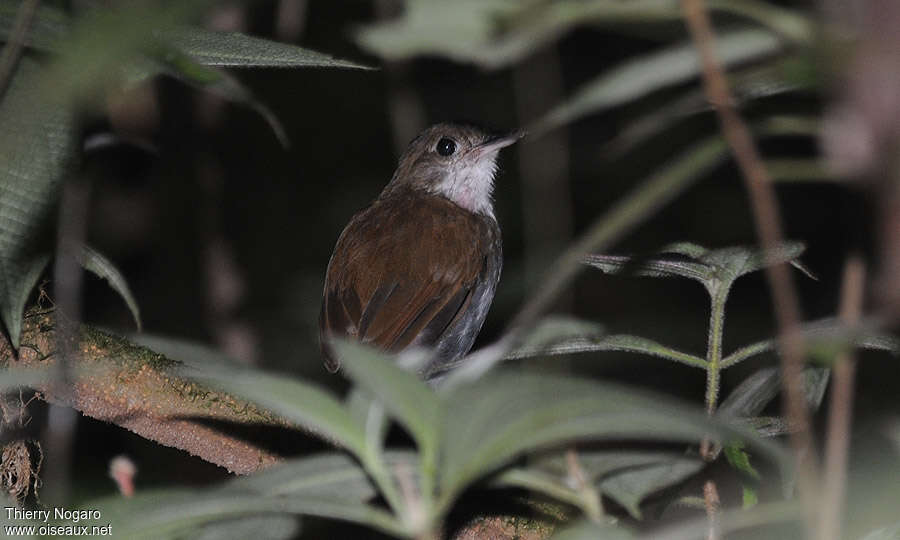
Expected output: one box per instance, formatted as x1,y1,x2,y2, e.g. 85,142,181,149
384,122,524,217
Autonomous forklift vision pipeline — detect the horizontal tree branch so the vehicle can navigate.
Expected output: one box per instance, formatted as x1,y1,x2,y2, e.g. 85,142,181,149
1,308,289,475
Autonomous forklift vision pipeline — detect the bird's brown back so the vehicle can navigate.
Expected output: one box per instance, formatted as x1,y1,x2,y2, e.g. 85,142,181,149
320,188,497,370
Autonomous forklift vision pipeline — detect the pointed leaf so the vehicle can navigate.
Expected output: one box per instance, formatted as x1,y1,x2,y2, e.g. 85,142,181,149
721,318,900,369
163,26,371,69
508,333,706,369
583,253,711,283
699,242,807,282
600,458,704,518
93,489,404,540
78,245,141,330
226,452,376,501
185,364,367,459
0,57,73,349
535,29,782,134
332,340,440,457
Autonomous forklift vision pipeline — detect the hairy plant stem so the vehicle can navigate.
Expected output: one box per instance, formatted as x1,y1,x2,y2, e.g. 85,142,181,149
704,285,729,416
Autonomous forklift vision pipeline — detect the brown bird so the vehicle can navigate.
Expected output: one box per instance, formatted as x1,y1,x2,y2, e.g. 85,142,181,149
319,122,522,378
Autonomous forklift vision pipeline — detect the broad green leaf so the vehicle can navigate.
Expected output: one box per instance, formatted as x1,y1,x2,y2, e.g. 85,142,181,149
0,57,72,349
77,245,141,330
185,364,367,459
227,452,376,501
162,26,370,69
534,28,783,134
439,372,789,507
507,333,706,369
92,489,405,540
332,340,440,458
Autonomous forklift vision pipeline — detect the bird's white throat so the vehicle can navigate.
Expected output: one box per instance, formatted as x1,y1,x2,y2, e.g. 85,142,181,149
435,153,499,217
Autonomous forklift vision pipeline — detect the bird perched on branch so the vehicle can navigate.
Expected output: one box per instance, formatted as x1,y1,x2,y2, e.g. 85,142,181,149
319,122,523,378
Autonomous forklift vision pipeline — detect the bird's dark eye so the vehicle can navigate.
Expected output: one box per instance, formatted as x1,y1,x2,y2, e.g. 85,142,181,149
436,137,457,157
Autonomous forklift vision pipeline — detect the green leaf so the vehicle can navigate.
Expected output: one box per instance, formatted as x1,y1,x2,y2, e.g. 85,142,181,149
514,450,705,519
583,253,711,283
508,333,706,369
77,245,141,330
550,520,635,540
742,484,759,510
600,458,704,518
534,28,783,134
92,489,405,540
163,26,371,69
185,364,367,459
504,316,604,357
438,372,789,508
0,57,72,349
355,0,808,70
332,340,440,458
724,442,761,480
226,452,376,501
186,516,299,540
721,318,900,369
699,242,808,283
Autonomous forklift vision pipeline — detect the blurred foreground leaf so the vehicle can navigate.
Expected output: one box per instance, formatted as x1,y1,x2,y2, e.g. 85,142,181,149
77,245,141,330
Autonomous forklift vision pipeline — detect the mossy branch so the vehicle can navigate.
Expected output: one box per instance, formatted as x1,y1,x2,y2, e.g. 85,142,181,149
1,307,289,475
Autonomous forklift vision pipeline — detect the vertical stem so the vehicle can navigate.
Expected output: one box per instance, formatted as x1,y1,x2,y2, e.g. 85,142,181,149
819,255,866,540
681,0,817,533
704,285,728,416
704,480,721,540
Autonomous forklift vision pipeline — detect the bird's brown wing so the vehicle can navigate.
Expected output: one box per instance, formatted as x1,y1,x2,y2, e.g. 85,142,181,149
319,191,490,372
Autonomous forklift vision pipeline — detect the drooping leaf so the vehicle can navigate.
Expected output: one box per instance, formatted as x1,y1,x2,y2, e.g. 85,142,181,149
534,28,783,134
77,245,141,330
0,57,72,349
185,364,367,459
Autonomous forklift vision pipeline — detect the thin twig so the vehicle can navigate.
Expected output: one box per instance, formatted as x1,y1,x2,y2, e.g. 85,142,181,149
679,0,818,531
703,480,720,540
819,255,866,540
0,0,41,101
